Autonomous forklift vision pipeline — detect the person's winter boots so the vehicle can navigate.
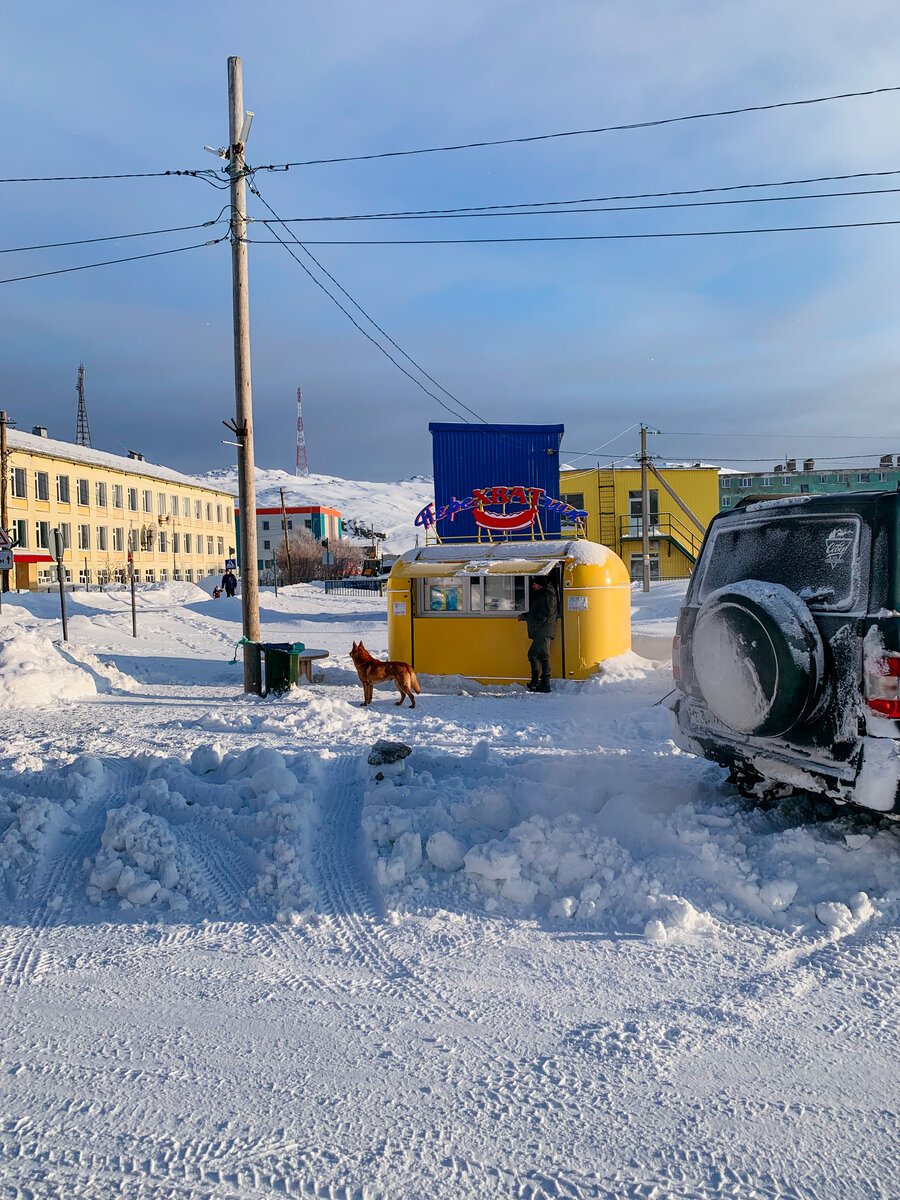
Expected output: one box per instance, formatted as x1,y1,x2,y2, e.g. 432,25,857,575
536,674,552,694
526,666,541,692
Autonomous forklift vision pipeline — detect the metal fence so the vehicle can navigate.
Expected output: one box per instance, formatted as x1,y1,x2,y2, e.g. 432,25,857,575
322,579,385,598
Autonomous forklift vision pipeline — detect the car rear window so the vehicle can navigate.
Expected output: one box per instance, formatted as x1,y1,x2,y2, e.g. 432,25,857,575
697,515,862,611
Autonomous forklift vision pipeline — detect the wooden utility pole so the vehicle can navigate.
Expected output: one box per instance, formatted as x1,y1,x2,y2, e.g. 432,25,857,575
640,424,651,593
227,55,261,691
0,410,11,593
280,487,294,585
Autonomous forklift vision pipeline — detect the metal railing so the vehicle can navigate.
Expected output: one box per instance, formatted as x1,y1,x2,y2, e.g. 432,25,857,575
618,513,704,561
323,579,385,597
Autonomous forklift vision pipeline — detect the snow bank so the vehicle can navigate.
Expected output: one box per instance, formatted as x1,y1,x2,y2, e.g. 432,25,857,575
85,745,319,919
362,738,900,941
0,624,97,707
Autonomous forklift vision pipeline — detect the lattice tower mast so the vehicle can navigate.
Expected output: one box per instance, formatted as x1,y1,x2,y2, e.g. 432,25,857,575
75,363,92,447
295,387,309,476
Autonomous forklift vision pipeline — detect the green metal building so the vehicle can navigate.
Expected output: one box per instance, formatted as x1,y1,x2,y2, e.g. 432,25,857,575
720,456,900,509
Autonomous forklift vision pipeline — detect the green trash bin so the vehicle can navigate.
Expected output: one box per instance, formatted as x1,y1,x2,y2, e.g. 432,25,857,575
260,641,305,696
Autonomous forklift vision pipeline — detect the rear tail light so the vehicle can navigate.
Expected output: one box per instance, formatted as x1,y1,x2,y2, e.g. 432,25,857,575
865,652,900,718
672,635,681,681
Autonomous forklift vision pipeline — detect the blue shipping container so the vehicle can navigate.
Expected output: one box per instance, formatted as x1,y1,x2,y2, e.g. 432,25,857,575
429,423,564,542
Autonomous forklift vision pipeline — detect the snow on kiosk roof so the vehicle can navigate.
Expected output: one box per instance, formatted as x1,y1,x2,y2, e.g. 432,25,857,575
388,539,631,685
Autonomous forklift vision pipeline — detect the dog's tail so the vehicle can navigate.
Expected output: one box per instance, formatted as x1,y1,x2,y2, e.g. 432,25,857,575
409,669,421,695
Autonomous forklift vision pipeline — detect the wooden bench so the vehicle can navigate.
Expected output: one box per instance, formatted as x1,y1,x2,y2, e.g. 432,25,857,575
295,649,329,682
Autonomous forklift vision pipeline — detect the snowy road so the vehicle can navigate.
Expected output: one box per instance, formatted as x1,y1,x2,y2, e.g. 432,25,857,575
0,581,898,1198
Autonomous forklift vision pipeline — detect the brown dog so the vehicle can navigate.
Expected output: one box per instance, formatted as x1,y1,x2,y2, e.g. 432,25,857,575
350,641,420,709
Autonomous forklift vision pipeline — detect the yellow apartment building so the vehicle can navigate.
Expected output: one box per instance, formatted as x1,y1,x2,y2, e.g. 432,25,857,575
559,464,721,580
5,428,237,589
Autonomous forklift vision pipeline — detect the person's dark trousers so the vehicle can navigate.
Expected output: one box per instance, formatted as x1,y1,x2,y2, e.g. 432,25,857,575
528,635,552,681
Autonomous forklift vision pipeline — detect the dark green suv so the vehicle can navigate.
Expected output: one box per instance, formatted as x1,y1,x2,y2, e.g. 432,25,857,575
672,491,900,814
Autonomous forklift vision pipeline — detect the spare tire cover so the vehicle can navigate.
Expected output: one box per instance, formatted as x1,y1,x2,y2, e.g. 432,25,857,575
692,580,824,737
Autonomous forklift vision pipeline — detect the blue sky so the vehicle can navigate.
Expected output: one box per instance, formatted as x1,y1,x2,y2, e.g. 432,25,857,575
5,1,900,479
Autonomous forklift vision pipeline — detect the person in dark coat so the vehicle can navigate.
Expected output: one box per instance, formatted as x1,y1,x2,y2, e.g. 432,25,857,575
222,570,238,598
518,578,558,692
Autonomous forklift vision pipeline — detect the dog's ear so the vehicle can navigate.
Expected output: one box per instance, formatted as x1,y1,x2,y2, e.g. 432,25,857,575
351,640,357,650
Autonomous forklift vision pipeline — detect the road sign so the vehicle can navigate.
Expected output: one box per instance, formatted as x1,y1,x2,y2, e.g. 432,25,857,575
225,558,237,570
0,550,11,572
48,529,65,562
0,527,11,549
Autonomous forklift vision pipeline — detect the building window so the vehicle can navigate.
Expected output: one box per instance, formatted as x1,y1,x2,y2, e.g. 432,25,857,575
206,503,212,522
721,477,731,489
305,520,312,530
739,477,752,488
216,504,223,523
721,497,732,508
835,474,845,484
761,476,773,486
194,500,202,520
145,569,155,583
112,484,123,508
11,467,26,498
34,471,50,501
629,553,660,582
77,478,90,505
182,497,190,518
781,476,792,487
113,527,124,552
470,575,527,613
128,487,138,511
287,520,293,530
184,534,192,554
560,492,585,510
13,518,27,547
57,475,70,503
263,539,271,550
159,569,169,582
172,532,180,554
877,472,887,482
79,569,92,586
158,530,168,553
819,474,829,484
858,473,870,483
262,520,270,531
171,494,179,515
77,524,91,550
799,485,810,494
143,490,153,513
217,537,224,556
59,523,71,550
185,569,194,582
97,526,108,551
205,535,213,556
35,521,50,549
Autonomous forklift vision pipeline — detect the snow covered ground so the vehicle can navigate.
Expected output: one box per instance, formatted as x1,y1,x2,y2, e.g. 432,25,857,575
0,578,898,1198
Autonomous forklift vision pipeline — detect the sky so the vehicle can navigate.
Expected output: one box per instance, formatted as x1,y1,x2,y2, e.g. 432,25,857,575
5,1,900,481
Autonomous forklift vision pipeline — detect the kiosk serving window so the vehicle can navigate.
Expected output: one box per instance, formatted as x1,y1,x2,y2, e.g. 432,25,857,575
420,575,529,616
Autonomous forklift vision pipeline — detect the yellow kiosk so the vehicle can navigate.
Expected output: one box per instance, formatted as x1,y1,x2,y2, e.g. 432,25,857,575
387,539,631,685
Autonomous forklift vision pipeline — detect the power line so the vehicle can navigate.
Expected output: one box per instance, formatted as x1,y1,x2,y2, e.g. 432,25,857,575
265,184,900,224
262,168,900,221
563,423,642,465
659,431,900,439
0,214,227,255
0,237,226,285
0,168,226,184
249,184,480,424
252,85,900,169
247,217,900,245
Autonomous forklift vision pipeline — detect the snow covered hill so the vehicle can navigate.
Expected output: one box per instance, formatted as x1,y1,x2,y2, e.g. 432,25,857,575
200,466,433,553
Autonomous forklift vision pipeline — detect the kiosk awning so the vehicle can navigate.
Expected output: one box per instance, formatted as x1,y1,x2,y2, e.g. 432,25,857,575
401,558,559,578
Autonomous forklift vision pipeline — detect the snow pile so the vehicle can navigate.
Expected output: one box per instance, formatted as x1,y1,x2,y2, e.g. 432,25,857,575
0,623,98,707
85,745,319,919
363,737,900,941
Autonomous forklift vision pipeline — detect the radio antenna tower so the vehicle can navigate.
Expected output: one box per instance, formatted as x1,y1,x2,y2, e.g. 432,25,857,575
295,387,309,476
75,363,92,447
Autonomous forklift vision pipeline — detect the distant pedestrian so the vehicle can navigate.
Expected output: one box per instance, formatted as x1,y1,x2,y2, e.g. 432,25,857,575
222,570,237,598
518,578,558,692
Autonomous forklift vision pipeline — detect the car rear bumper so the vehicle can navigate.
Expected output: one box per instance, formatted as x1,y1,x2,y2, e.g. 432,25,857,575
671,694,900,812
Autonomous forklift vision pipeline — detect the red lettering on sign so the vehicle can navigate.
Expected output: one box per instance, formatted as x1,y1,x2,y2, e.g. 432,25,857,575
491,487,509,505
471,488,492,506
508,486,528,505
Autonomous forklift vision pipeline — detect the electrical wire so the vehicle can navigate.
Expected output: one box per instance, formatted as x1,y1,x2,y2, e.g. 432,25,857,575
0,237,227,285
249,185,480,423
658,431,900,439
246,217,900,245
264,184,900,224
252,85,900,169
0,212,228,255
0,168,227,184
563,423,642,465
